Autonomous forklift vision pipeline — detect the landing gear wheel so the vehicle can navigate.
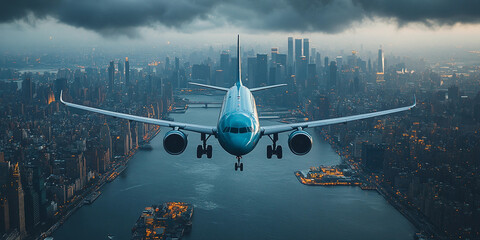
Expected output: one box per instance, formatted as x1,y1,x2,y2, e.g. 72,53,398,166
240,163,244,171
196,145,203,158
276,146,283,159
267,145,273,159
206,145,212,158
235,162,238,171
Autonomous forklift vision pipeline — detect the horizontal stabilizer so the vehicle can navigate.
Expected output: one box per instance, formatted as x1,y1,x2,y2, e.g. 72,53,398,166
188,82,229,92
250,84,287,92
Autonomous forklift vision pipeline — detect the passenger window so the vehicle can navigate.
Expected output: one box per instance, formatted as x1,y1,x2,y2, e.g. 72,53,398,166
239,127,247,133
231,127,238,133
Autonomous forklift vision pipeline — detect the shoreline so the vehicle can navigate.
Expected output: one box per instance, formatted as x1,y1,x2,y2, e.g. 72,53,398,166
38,126,162,239
318,129,443,239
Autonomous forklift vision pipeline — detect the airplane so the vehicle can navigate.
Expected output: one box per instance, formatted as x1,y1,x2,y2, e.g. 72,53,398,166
60,35,416,171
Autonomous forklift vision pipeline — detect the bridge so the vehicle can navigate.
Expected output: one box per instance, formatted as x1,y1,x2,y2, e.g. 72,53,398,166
187,101,222,108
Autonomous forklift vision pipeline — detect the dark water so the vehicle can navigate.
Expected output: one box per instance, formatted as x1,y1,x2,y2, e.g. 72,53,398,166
53,95,415,240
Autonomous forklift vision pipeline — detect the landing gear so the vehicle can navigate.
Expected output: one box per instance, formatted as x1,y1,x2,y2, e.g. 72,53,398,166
234,156,243,171
197,133,212,158
267,133,282,159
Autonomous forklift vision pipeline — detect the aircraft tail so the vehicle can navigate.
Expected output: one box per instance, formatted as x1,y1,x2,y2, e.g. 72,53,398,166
236,35,242,87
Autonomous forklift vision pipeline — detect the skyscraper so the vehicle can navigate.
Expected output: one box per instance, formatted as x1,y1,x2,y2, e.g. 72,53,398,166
287,37,293,74
311,48,316,64
376,47,385,83
297,56,308,87
294,39,302,75
118,61,124,82
329,61,337,89
336,56,343,69
220,52,230,86
247,57,256,87
8,163,26,236
22,78,32,103
255,54,268,87
303,38,310,64
108,61,114,91
271,47,278,66
125,57,130,86
377,47,384,73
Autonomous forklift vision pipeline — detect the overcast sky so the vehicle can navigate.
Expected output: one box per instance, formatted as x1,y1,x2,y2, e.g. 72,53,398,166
1,0,480,57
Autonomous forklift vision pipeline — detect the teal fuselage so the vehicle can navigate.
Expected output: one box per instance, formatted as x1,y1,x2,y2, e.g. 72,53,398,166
217,84,261,156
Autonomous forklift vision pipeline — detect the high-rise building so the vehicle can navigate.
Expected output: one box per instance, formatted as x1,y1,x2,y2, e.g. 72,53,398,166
220,52,230,71
294,39,302,61
376,47,385,83
100,123,112,163
118,61,124,82
295,39,302,75
311,48,316,64
255,54,268,87
315,52,321,72
192,64,211,84
377,47,384,73
303,39,310,64
220,52,230,86
297,56,308,87
8,163,26,236
108,61,114,91
329,61,337,89
125,57,130,85
276,54,287,69
335,56,343,69
287,37,293,73
247,57,256,87
271,47,278,66
22,78,33,104
324,57,329,69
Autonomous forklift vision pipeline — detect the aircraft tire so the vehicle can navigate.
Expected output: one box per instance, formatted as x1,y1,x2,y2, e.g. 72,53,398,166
235,162,238,171
276,146,283,159
207,145,212,158
240,163,244,171
197,145,203,158
267,145,273,159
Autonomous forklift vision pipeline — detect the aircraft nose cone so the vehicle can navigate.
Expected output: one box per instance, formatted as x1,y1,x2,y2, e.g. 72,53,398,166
226,133,254,156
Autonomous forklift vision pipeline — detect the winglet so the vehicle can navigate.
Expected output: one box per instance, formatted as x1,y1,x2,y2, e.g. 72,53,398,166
412,94,416,108
236,34,242,87
60,90,65,104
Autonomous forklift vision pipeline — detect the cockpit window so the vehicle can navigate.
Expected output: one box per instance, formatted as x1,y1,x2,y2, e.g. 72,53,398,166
224,126,253,133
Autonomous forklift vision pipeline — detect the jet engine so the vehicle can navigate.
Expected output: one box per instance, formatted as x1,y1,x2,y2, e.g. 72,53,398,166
163,130,188,155
288,130,313,155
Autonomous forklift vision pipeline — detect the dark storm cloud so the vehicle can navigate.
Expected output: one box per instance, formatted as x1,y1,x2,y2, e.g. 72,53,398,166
1,0,480,36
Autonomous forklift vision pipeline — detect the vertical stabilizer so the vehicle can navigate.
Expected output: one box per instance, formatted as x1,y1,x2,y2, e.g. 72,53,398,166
236,35,243,87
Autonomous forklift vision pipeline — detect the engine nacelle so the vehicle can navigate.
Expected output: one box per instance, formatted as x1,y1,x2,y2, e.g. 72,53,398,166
163,130,188,155
288,130,313,155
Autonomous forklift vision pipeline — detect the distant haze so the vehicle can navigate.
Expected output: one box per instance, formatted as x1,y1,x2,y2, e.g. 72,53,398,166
1,0,480,59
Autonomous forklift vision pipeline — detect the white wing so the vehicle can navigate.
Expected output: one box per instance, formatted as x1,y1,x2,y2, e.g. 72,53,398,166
60,91,216,135
261,96,416,135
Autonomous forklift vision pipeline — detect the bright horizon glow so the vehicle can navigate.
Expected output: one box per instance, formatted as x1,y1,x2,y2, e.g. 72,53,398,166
1,17,480,62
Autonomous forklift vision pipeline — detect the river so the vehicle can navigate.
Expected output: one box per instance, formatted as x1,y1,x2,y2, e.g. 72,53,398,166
53,94,415,240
